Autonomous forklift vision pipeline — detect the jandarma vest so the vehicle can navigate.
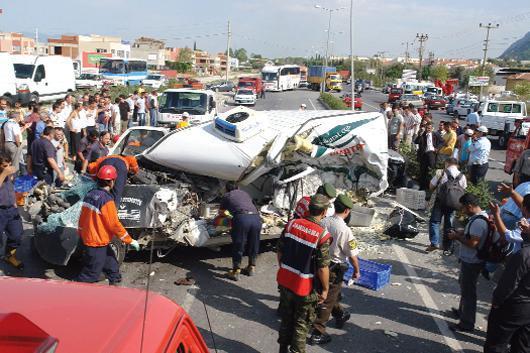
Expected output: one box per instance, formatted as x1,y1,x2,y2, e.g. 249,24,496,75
277,218,330,296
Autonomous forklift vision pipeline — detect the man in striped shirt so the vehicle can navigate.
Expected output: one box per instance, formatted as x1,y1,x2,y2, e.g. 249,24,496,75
403,107,421,146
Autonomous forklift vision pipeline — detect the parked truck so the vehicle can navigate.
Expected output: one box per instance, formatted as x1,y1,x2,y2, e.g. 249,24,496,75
238,76,263,96
307,66,342,91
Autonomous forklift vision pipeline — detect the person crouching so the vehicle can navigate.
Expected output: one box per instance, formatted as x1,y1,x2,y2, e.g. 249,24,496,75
76,165,139,285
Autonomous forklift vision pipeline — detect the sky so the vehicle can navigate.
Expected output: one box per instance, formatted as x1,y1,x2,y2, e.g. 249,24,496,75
0,0,529,59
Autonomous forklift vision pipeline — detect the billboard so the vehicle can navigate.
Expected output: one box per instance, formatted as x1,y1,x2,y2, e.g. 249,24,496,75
82,52,112,68
468,76,490,87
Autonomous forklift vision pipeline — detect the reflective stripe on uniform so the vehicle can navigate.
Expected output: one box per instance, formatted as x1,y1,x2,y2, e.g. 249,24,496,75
82,202,101,215
280,263,314,279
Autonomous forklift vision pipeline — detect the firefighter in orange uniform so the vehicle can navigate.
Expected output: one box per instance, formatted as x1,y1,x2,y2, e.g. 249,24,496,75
277,194,331,353
76,165,140,285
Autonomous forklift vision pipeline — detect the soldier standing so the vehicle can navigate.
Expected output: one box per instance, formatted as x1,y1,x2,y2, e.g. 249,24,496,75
277,194,331,353
309,194,361,345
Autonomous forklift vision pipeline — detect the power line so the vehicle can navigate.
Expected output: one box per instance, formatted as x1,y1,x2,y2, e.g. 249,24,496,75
478,22,499,99
416,33,428,80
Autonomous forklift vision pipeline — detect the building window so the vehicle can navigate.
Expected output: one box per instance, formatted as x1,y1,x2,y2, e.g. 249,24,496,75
111,49,116,55
96,48,107,53
55,46,62,55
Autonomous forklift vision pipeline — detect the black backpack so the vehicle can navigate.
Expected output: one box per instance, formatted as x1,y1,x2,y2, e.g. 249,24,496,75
436,171,465,210
466,214,515,263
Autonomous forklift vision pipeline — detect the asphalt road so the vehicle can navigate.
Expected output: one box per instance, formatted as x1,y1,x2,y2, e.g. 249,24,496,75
1,89,502,353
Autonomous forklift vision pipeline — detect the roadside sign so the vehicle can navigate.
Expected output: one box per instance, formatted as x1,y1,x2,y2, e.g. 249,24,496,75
469,76,489,87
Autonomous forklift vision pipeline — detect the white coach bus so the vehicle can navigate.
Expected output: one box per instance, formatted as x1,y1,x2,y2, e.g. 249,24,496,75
261,64,301,92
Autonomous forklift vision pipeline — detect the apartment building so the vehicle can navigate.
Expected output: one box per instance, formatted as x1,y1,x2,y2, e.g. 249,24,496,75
0,32,37,54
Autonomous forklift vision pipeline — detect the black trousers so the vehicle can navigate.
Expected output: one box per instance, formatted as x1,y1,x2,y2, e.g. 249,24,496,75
484,303,530,353
419,151,436,190
458,261,483,329
231,214,262,269
470,163,489,184
76,245,121,284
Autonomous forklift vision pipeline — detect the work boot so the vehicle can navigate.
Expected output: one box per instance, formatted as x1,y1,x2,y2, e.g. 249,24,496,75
279,344,289,353
225,268,241,281
308,332,332,345
242,265,256,277
4,249,23,270
334,311,351,329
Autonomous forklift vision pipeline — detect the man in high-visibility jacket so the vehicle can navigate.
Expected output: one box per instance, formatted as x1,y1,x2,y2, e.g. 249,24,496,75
76,165,140,285
87,155,139,205
277,194,331,353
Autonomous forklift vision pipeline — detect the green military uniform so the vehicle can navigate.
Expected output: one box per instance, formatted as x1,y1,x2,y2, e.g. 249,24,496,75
277,220,331,353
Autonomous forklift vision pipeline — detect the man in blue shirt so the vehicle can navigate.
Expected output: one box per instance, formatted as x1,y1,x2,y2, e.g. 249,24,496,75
468,126,491,184
0,98,9,124
466,109,481,129
496,182,530,254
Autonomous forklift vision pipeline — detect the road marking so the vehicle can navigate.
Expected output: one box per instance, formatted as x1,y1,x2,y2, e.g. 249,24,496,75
362,101,380,112
182,285,199,312
392,245,464,352
308,97,317,110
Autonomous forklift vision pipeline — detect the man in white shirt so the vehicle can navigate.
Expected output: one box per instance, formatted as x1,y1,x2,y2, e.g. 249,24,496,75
403,107,421,145
60,94,74,127
136,93,146,126
148,90,159,127
468,126,491,184
49,102,65,128
427,158,467,252
3,112,22,165
111,98,121,135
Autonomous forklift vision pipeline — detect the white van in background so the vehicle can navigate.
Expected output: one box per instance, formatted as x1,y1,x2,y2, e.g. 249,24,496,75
0,53,17,103
480,100,528,148
11,55,76,104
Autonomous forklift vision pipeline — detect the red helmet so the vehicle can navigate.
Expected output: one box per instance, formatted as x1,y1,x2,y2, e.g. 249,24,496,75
112,135,120,143
97,165,118,181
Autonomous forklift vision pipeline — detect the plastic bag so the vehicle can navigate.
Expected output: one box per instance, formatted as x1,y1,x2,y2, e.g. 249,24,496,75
383,207,419,239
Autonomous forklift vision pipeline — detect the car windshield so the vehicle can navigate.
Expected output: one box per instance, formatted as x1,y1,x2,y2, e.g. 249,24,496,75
390,88,402,94
262,72,277,81
120,130,166,156
238,90,254,95
147,75,162,80
159,92,208,114
239,81,253,87
79,74,99,80
13,64,35,79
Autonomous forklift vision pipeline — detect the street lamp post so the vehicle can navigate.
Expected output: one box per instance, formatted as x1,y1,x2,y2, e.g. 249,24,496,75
350,0,355,110
315,5,346,93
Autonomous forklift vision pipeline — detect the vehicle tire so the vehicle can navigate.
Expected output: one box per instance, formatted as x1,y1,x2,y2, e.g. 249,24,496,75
109,237,126,265
30,93,39,104
498,134,508,149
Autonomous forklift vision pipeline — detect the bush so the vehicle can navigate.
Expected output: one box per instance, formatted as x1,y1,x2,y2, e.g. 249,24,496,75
465,181,493,210
398,143,420,182
320,92,348,110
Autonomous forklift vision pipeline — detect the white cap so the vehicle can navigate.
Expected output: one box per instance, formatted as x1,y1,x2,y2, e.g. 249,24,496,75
182,112,190,118
300,104,307,108
465,129,474,136
477,126,488,133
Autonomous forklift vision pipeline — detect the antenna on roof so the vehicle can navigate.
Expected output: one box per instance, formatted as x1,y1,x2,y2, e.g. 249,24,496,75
139,215,157,353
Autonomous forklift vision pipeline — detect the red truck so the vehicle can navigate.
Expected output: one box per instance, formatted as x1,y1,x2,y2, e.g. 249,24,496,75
0,277,209,353
238,77,263,96
388,88,403,103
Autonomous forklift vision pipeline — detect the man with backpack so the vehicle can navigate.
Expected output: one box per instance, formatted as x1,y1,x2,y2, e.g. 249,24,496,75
485,196,530,352
427,158,467,253
447,193,490,332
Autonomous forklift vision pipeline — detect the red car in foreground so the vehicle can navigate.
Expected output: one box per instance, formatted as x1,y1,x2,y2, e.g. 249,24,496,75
343,93,363,110
0,277,209,353
424,95,447,110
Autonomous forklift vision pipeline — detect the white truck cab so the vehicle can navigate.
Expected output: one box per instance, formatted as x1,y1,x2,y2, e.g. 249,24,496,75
157,89,217,127
480,100,528,148
11,55,76,104
0,53,17,104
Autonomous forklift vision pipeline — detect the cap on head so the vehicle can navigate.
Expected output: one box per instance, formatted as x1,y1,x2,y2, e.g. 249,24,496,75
465,129,474,136
310,194,330,209
317,183,337,199
97,165,118,181
477,126,488,133
182,112,190,118
301,104,307,108
334,194,354,209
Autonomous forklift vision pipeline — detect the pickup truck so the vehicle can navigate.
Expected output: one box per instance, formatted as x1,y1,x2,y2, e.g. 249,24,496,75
480,100,528,148
0,277,209,353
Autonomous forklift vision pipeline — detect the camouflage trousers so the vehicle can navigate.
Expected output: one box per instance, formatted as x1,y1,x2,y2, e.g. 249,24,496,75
278,286,317,353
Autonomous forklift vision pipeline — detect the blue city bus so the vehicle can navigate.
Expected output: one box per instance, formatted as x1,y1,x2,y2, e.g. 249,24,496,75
99,58,147,86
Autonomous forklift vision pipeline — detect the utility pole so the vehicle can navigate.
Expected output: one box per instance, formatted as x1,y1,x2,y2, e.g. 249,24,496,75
416,33,428,81
225,20,231,83
479,22,499,100
401,41,412,65
376,51,386,83
322,10,333,93
428,51,435,66
350,0,355,110
35,28,39,55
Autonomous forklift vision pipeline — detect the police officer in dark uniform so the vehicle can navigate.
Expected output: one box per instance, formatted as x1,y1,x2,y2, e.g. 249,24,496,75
0,153,24,269
220,182,262,281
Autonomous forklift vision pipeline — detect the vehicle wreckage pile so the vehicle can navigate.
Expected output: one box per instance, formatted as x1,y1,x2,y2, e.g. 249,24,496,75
26,107,392,266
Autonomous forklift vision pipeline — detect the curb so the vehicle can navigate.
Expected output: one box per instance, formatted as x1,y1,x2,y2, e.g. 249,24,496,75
317,97,331,110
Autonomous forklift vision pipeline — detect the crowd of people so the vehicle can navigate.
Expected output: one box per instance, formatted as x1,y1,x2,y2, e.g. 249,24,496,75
0,87,162,187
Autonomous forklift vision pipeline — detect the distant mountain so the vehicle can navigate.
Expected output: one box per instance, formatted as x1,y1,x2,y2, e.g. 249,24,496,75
500,32,530,60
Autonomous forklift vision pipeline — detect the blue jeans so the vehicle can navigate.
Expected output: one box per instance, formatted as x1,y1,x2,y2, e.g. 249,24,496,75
149,108,157,126
0,207,23,253
428,204,454,247
137,113,146,126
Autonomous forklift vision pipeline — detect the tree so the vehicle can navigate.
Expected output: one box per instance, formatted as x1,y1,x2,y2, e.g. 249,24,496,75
448,66,466,82
429,65,448,81
384,63,405,80
178,47,193,64
514,82,530,101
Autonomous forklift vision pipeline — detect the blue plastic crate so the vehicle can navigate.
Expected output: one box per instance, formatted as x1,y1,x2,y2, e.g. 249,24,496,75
14,175,38,193
343,258,392,291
